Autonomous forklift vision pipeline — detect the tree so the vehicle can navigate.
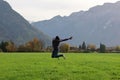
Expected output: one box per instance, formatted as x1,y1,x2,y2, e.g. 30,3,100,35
87,44,96,52
22,38,44,52
115,46,120,51
46,46,52,52
6,41,17,52
82,41,86,50
0,41,8,52
17,45,26,52
33,38,43,51
17,38,44,52
100,43,106,53
59,43,70,53
79,45,82,50
25,41,34,51
0,48,2,52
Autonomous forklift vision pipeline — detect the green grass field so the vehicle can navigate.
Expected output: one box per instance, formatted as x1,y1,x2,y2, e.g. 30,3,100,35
0,53,120,80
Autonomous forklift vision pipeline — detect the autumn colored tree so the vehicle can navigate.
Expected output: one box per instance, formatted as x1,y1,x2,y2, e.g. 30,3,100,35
17,38,44,52
6,41,17,52
46,46,52,52
23,38,44,52
59,43,70,53
87,44,96,52
17,45,27,52
25,41,34,51
33,38,43,51
115,46,120,51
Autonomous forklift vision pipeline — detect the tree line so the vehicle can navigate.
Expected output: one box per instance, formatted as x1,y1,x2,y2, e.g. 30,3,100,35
68,42,120,53
0,38,120,53
0,38,44,52
56,41,120,53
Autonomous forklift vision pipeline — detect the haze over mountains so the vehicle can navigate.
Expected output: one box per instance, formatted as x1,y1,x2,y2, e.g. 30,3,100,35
0,0,51,46
32,1,120,46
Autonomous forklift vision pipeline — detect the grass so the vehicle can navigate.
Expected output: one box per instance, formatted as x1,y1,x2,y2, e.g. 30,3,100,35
0,53,120,80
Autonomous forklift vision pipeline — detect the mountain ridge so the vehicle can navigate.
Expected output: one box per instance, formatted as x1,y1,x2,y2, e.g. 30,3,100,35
0,0,51,46
32,1,120,46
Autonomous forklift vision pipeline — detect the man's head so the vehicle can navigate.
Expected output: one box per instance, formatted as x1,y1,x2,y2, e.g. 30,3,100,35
55,36,60,40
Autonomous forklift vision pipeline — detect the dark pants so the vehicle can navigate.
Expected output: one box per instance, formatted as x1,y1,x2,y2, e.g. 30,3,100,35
52,49,63,58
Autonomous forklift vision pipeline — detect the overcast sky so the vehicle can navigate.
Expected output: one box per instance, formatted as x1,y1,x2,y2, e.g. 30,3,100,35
6,0,119,21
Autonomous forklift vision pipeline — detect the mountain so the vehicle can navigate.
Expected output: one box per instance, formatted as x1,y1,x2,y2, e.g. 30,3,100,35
0,0,51,46
32,1,120,46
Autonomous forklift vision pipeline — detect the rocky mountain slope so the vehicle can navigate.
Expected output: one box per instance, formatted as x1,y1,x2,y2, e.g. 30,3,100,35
32,1,120,46
0,0,51,46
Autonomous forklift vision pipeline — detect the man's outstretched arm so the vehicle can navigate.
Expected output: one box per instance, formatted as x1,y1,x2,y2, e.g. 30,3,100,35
60,37,72,42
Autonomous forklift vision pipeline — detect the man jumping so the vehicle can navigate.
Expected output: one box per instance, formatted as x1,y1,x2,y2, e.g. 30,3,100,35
52,36,72,59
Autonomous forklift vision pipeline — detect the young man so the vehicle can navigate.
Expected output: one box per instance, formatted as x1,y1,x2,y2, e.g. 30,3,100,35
52,36,72,59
